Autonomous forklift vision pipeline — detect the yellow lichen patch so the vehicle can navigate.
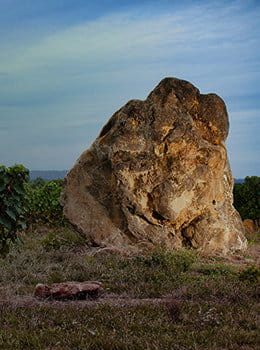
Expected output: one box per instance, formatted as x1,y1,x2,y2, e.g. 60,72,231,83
132,119,139,129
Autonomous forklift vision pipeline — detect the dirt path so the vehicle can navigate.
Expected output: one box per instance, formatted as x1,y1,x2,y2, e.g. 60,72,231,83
0,294,167,309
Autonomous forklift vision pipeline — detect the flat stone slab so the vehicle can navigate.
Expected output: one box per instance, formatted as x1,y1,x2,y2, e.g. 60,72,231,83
34,281,103,300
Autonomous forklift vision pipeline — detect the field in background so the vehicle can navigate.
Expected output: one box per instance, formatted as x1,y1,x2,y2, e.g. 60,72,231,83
30,170,67,181
29,170,245,184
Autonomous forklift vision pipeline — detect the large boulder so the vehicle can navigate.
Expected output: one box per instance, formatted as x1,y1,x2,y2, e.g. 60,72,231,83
61,78,247,254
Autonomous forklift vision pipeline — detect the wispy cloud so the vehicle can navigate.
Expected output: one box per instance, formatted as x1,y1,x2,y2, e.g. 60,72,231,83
0,0,259,174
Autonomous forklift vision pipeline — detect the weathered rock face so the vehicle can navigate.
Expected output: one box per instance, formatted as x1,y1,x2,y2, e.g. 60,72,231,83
62,78,247,254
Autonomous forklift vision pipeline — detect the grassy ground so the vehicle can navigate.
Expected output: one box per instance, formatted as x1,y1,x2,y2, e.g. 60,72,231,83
0,224,259,349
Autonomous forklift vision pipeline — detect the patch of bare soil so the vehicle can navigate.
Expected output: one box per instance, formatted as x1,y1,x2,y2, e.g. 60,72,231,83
221,247,259,267
0,294,166,309
247,244,260,263
226,232,260,266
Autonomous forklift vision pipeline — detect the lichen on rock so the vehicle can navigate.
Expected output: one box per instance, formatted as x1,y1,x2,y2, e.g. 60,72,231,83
61,77,247,255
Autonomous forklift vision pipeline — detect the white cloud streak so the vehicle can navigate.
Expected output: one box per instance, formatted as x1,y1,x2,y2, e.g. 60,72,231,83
0,0,259,173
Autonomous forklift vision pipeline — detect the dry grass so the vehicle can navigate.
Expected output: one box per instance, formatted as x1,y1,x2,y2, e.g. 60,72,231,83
0,224,259,349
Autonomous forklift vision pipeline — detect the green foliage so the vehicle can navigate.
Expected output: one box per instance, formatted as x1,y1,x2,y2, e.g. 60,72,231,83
41,229,86,251
0,164,68,255
239,265,260,283
233,176,260,220
29,177,46,189
196,264,234,277
134,248,197,272
25,179,65,225
0,164,29,256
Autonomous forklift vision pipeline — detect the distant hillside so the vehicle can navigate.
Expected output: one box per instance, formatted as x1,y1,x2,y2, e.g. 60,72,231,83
29,170,245,183
30,170,67,181
235,178,244,183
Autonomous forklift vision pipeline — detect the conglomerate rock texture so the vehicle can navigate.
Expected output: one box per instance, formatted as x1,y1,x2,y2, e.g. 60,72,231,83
62,78,247,254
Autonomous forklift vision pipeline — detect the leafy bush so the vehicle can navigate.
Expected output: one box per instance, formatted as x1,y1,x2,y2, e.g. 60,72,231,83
29,177,46,189
134,248,197,272
239,265,260,283
25,179,65,225
41,229,86,251
196,264,234,277
0,164,29,256
233,176,260,220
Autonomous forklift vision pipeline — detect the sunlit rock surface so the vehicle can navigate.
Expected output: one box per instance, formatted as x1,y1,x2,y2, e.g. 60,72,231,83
62,78,247,254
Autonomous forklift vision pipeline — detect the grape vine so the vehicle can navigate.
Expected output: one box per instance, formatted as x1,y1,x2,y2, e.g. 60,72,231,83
0,165,29,256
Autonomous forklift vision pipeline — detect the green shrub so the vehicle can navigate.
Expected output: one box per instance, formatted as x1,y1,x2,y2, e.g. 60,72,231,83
233,176,260,220
134,248,197,272
196,264,234,277
29,177,46,189
0,164,29,257
239,265,260,283
41,230,86,251
25,179,65,225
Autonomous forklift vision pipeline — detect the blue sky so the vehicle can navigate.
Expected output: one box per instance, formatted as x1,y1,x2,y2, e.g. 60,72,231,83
0,0,259,177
